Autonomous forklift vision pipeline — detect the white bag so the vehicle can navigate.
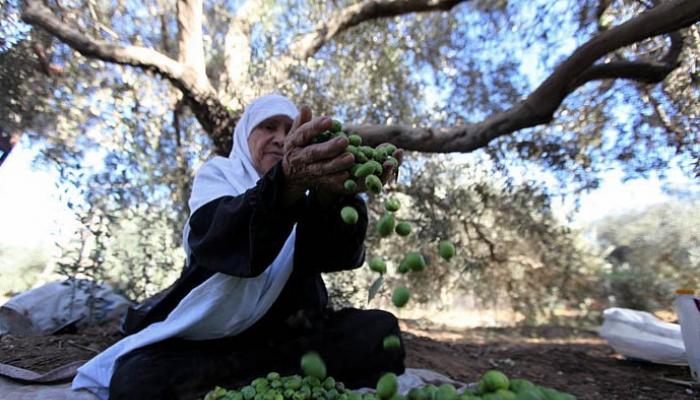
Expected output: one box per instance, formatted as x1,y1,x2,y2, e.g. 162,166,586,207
674,290,700,382
598,307,687,365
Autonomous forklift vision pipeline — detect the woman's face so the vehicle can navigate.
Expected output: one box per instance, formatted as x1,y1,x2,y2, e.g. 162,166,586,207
248,115,293,175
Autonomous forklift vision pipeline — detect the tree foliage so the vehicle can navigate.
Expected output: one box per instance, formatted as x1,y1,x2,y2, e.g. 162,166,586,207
325,155,605,323
594,199,700,311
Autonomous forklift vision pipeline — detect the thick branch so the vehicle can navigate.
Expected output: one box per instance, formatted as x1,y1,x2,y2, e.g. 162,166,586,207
176,0,208,87
22,0,236,154
266,0,468,86
220,0,266,108
22,1,184,79
570,31,684,89
292,0,466,60
350,0,698,152
157,0,172,55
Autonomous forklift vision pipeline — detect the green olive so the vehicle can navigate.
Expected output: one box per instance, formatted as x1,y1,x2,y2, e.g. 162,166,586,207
366,160,383,176
369,256,387,274
395,221,411,236
391,286,410,307
382,335,401,350
300,352,327,380
354,162,376,179
340,206,359,224
400,252,425,272
438,240,456,261
376,213,395,237
360,146,375,159
365,174,382,194
330,119,342,133
385,197,400,212
376,373,398,400
344,179,357,192
348,134,362,146
346,145,360,158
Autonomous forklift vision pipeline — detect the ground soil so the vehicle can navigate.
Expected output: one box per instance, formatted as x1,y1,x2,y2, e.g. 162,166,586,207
0,322,122,374
400,319,698,400
0,319,696,399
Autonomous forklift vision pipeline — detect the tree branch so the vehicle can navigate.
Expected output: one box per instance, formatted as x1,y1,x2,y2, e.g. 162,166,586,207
570,31,684,88
292,0,467,60
21,1,189,93
176,0,208,87
32,43,63,75
157,0,173,55
22,0,236,154
471,221,506,263
349,0,699,152
220,0,266,108
267,0,469,86
642,88,684,147
596,0,612,20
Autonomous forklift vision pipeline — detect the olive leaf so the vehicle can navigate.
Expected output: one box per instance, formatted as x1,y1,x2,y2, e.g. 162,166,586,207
367,275,384,304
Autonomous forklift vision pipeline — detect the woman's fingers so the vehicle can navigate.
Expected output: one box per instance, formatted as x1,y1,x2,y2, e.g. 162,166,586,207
299,136,349,163
289,116,332,148
303,152,355,177
287,105,311,146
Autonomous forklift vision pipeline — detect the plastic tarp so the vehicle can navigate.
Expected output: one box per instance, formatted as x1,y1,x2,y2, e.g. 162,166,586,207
598,307,687,365
0,279,131,336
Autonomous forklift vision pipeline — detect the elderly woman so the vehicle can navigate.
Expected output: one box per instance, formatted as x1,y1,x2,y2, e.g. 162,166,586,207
72,94,405,400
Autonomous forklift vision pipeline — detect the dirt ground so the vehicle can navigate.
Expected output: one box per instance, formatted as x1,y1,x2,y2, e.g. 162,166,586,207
400,320,697,400
0,319,697,399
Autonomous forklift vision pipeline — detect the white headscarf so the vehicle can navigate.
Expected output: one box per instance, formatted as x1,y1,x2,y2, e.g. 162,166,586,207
73,94,300,400
185,93,299,215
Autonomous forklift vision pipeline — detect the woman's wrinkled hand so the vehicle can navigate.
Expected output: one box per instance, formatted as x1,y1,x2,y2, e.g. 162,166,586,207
281,105,354,201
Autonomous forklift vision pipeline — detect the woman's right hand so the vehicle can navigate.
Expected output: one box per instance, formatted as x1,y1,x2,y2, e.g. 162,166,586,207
281,105,355,204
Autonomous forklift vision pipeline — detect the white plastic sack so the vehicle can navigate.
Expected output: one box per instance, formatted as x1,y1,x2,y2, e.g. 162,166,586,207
0,279,132,336
598,307,687,365
674,291,700,382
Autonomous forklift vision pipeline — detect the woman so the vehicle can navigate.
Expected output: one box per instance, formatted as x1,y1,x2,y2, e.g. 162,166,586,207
72,94,405,400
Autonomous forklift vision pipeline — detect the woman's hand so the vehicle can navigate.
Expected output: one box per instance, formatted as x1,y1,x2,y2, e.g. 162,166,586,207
281,105,354,205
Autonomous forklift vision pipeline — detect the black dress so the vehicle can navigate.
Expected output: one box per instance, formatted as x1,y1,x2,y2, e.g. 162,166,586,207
109,162,405,400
